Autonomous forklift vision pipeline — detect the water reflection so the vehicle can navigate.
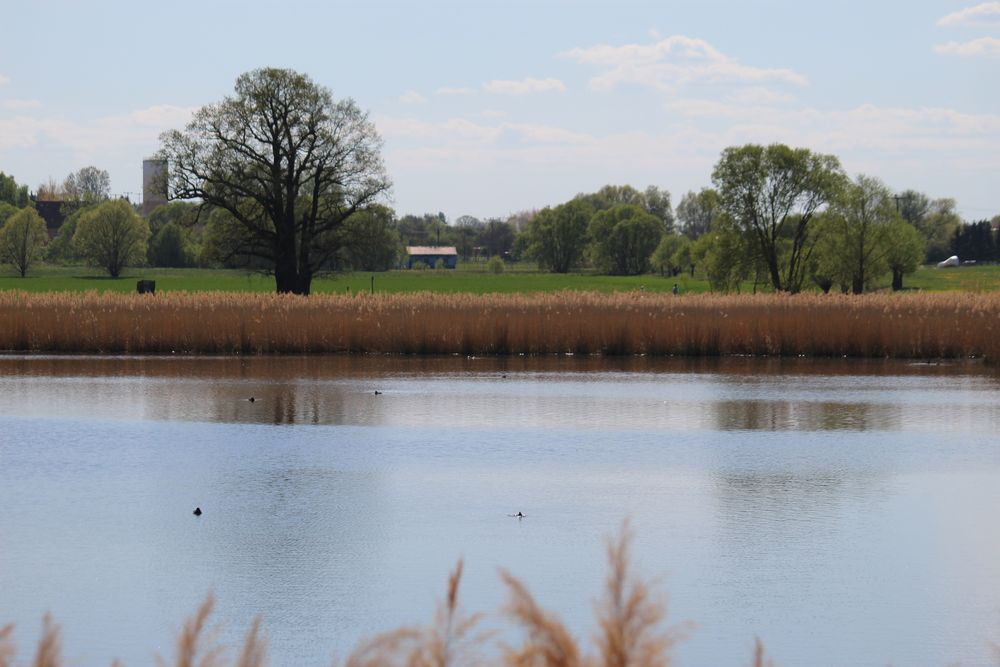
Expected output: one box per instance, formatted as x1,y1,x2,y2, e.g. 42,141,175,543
712,400,903,431
1,355,998,432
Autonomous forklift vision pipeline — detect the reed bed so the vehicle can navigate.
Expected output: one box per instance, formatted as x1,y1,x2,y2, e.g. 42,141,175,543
0,290,998,359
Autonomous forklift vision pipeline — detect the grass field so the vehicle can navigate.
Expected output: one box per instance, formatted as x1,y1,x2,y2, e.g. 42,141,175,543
0,262,998,294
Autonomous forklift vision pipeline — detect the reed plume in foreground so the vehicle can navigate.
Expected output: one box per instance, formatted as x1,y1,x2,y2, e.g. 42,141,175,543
3,526,999,666
344,559,488,667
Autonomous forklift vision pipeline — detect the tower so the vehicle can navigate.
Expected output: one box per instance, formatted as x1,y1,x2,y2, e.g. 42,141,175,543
142,158,168,216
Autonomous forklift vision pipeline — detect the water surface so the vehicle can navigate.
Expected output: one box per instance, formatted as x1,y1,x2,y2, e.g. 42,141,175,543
1,356,998,666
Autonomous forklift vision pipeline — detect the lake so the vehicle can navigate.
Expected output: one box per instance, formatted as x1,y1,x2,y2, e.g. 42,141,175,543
1,355,999,666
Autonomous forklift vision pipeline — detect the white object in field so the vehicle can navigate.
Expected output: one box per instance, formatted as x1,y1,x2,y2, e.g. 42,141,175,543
937,255,960,268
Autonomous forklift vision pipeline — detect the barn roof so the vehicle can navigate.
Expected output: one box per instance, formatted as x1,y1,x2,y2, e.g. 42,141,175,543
406,246,458,255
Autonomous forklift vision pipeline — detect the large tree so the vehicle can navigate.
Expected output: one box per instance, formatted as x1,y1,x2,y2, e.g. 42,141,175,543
818,175,900,294
73,199,150,277
576,184,674,232
884,221,925,291
0,208,48,277
524,199,593,273
712,144,845,293
159,68,391,294
64,166,111,202
587,204,662,275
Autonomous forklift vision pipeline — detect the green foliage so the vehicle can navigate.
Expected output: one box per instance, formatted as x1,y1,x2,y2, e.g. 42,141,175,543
73,200,151,277
147,202,199,235
676,188,719,239
45,206,91,264
587,204,662,275
576,184,674,232
951,220,997,263
650,234,692,276
341,204,401,271
478,218,516,258
815,175,900,294
0,208,49,277
691,229,761,293
712,143,846,292
524,199,593,273
884,221,926,291
149,221,198,267
487,255,505,274
0,202,18,227
0,172,30,208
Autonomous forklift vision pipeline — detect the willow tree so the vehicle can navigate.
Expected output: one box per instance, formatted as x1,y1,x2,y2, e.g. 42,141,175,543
159,68,391,294
0,208,48,277
712,144,845,293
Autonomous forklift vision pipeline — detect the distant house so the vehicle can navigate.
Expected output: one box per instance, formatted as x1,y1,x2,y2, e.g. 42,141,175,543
33,200,80,239
406,246,458,269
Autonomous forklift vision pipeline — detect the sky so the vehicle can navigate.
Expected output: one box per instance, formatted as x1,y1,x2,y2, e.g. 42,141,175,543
0,0,998,222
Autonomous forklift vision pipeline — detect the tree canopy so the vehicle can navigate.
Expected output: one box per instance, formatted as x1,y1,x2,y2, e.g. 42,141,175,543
587,204,662,275
0,208,48,277
159,67,391,294
73,199,150,277
524,199,593,273
712,143,845,293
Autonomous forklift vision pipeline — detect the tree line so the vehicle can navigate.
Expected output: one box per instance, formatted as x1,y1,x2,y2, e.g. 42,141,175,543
1,67,997,293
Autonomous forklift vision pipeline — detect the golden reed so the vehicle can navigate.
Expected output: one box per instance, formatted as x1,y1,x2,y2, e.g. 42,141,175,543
0,290,998,359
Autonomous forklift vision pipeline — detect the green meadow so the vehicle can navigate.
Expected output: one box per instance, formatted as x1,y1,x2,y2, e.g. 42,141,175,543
0,262,997,295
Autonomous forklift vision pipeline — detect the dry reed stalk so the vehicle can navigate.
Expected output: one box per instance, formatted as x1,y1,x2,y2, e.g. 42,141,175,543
344,560,487,667
0,624,14,667
2,290,999,358
500,571,583,667
31,615,62,667
594,522,676,667
234,617,268,667
157,595,224,667
750,637,773,667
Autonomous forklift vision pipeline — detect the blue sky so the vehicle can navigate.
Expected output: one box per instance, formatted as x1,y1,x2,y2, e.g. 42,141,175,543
1,0,997,221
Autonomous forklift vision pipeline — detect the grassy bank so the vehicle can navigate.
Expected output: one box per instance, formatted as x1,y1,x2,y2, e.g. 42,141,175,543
0,263,997,295
0,264,711,295
1,290,997,359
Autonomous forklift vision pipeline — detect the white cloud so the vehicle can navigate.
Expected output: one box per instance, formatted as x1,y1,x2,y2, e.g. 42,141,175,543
436,86,477,96
482,78,567,95
560,35,807,92
0,104,195,155
937,2,1000,26
727,87,796,105
399,90,427,105
1,99,42,110
933,36,1000,56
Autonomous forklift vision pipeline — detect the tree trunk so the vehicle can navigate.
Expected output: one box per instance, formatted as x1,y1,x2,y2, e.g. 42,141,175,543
892,269,903,291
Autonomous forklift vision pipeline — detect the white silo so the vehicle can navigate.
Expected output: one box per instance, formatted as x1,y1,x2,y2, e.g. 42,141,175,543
142,158,168,216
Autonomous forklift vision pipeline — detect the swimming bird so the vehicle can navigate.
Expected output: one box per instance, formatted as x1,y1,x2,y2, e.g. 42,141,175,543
508,511,525,518
374,390,382,395
248,397,255,403
193,507,202,516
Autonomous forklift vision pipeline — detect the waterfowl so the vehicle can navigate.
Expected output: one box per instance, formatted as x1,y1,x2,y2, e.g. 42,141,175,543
193,507,202,516
374,390,382,395
248,397,255,403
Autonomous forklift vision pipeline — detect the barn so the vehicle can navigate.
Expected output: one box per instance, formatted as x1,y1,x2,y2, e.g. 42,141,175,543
405,246,458,269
